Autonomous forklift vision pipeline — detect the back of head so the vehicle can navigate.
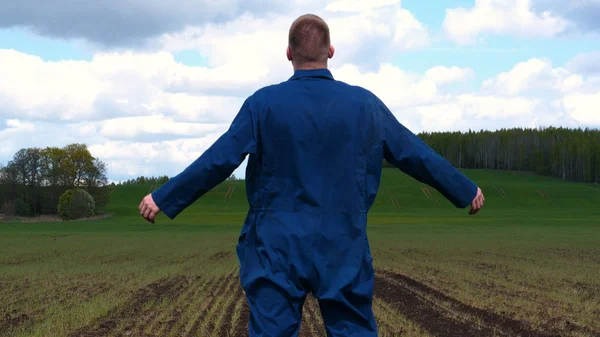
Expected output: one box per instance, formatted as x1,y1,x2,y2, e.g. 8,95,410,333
288,14,331,66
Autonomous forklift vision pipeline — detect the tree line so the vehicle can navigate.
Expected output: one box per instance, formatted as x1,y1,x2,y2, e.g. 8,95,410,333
118,176,169,186
383,126,600,184
0,144,111,216
116,173,240,187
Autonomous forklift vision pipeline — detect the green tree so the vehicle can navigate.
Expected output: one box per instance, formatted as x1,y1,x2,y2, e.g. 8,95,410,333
84,158,108,188
40,147,67,187
62,143,95,187
7,149,28,185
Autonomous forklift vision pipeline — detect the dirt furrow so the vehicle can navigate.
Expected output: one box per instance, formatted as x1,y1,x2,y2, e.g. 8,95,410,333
186,269,237,336
68,275,188,337
182,275,228,336
0,310,38,336
119,276,188,336
165,278,216,336
205,271,240,337
209,251,233,262
376,321,398,337
213,288,242,337
375,269,558,337
153,276,207,336
372,298,409,337
175,253,202,264
232,294,251,337
4,276,112,315
174,276,223,336
120,276,194,336
225,285,246,336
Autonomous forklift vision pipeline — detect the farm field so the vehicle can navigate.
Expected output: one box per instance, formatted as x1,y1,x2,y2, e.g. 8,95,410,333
1,168,599,337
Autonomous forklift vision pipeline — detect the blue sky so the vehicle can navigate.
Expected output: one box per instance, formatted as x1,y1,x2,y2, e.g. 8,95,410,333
1,0,599,182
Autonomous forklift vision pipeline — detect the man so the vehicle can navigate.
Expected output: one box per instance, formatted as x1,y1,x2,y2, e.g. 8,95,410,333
139,14,484,337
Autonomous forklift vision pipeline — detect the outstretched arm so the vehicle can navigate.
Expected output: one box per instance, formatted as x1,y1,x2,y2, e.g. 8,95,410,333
139,98,257,222
377,96,482,212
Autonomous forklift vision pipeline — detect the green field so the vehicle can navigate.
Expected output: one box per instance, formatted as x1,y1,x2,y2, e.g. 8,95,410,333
1,169,599,337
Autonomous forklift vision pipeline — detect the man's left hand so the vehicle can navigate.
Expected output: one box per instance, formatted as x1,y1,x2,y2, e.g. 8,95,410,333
139,194,161,223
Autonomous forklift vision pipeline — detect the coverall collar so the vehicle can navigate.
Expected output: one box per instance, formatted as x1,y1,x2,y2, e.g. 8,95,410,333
288,68,334,81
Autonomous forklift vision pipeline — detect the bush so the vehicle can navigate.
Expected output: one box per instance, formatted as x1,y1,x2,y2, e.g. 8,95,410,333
58,188,96,220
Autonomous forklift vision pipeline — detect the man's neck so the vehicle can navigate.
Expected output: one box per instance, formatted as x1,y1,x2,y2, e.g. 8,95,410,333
293,62,328,71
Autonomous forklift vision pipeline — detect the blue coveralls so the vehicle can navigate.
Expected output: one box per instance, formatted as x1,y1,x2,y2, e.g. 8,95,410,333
151,69,478,336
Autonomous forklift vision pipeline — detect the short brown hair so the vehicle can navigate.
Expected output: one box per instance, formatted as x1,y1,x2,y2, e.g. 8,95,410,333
288,14,330,64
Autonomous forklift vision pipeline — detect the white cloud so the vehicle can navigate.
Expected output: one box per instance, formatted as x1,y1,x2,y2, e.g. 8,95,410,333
0,119,37,158
325,0,399,12
0,50,108,121
410,95,542,132
529,0,600,34
331,55,599,134
482,58,585,96
326,7,430,68
457,94,538,119
415,103,465,131
88,138,219,164
96,115,224,140
160,4,430,71
331,62,550,133
0,49,251,124
391,9,430,50
88,136,237,180
482,58,553,95
333,63,438,111
0,120,76,162
562,92,600,125
476,56,600,129
6,119,35,131
443,0,569,45
425,66,474,85
566,51,600,75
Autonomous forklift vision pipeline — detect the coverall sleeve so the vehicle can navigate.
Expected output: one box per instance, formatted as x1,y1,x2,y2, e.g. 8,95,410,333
150,98,257,219
377,97,478,208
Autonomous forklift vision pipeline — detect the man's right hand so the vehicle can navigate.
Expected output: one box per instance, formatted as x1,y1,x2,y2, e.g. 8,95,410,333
139,194,161,223
469,187,484,215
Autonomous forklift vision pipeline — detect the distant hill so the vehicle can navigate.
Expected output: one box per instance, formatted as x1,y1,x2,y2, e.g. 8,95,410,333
105,169,600,221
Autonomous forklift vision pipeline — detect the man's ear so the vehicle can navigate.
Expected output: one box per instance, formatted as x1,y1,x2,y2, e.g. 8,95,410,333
287,46,293,61
328,45,335,59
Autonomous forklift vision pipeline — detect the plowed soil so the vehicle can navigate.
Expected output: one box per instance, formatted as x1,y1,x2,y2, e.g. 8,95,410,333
374,270,559,337
62,268,599,337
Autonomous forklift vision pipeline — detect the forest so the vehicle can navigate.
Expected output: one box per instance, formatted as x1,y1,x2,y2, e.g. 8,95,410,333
417,127,600,184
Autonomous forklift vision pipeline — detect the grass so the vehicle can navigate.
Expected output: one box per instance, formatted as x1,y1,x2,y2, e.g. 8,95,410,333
0,168,599,337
